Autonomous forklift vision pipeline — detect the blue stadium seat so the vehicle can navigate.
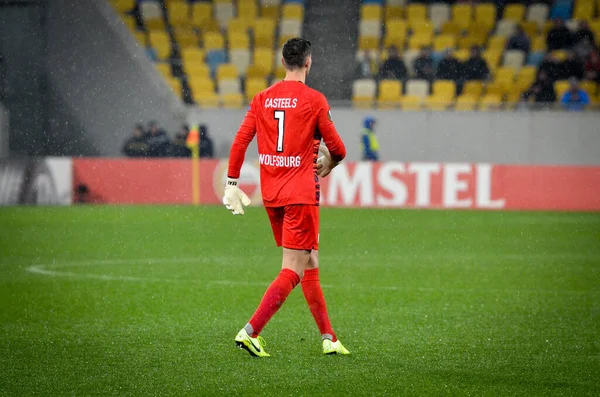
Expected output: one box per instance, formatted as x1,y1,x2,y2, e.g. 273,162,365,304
284,0,306,4
206,50,227,76
361,0,384,4
527,52,545,67
550,0,572,20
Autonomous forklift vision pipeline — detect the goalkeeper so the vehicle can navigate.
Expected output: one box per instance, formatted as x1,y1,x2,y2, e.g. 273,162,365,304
223,38,349,357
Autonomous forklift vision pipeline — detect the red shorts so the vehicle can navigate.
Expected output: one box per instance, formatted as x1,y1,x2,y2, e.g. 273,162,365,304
265,205,320,251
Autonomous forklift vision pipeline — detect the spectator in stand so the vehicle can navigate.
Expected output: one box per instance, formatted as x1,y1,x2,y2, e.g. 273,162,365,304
521,71,557,106
146,120,170,157
546,18,573,51
122,123,149,157
538,53,561,82
170,124,192,157
413,47,435,82
560,52,585,81
585,48,600,83
506,26,531,54
199,124,214,158
561,78,590,111
355,51,375,79
378,46,408,81
436,49,463,85
573,21,596,47
462,46,490,81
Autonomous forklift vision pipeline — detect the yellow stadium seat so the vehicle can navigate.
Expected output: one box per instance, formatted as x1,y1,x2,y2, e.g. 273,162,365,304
168,1,191,27
467,21,492,37
192,2,213,27
186,64,210,81
479,94,502,110
484,82,504,98
182,47,206,65
148,31,171,60
261,5,280,19
384,20,408,47
463,81,484,98
254,48,274,75
222,93,244,109
238,1,258,20
246,65,267,79
573,2,595,21
487,35,507,51
483,50,502,69
217,63,239,81
474,3,496,31
411,20,434,35
505,90,523,108
454,95,477,111
253,18,276,48
520,21,538,37
517,66,537,88
401,95,423,111
432,80,456,98
245,78,267,101
454,49,470,62
531,35,546,51
203,32,225,51
408,33,433,50
458,36,478,50
359,36,380,51
441,21,462,36
229,32,250,50
361,4,382,21
133,31,147,46
166,76,181,96
424,95,452,111
452,4,473,29
174,28,198,48
433,35,456,51
503,4,525,21
552,50,569,61
155,62,171,78
580,81,597,97
227,18,251,35
554,80,570,98
495,67,516,84
189,77,215,94
407,4,427,21
385,6,403,20
111,0,135,13
197,19,220,34
377,80,402,108
282,4,304,20
194,91,220,107
274,67,286,80
141,3,165,30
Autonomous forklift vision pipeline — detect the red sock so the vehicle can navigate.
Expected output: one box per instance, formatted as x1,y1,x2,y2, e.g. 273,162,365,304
301,268,337,341
248,268,300,337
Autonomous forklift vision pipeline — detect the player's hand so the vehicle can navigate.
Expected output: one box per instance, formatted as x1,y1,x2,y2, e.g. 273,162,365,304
223,178,251,215
317,145,339,178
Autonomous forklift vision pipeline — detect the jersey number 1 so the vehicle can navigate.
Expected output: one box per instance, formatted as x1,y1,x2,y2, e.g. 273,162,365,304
274,110,285,152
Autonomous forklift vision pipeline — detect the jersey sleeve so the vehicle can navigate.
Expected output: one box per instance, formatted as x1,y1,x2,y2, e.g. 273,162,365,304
227,96,258,178
315,93,346,162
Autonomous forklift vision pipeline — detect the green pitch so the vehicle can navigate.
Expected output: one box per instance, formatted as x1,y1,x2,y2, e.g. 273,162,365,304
0,206,599,396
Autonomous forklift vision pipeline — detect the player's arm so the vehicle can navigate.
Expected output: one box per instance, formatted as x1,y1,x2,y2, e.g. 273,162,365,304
223,99,258,215
315,94,346,177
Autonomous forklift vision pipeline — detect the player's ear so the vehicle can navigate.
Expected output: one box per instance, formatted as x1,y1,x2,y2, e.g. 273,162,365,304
281,57,286,69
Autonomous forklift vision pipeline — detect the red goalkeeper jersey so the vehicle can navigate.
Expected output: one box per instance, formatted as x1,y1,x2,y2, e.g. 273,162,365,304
227,80,346,207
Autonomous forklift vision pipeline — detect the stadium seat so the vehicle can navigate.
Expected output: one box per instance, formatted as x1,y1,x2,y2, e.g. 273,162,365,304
552,50,569,61
245,78,267,101
174,28,198,48
403,50,420,75
352,79,377,108
485,81,504,97
520,21,539,38
429,3,450,30
230,49,251,75
516,65,537,91
141,1,164,30
407,3,427,22
453,49,469,62
406,79,429,98
282,3,304,20
253,18,276,48
280,19,302,39
360,36,380,51
260,4,280,19
205,50,227,74
432,80,456,98
411,20,434,36
573,1,595,21
580,81,597,97
554,80,570,98
189,77,215,95
503,4,525,22
462,81,484,99
386,0,407,6
384,20,408,48
221,93,244,109
401,95,422,111
527,51,545,66
360,20,382,38
503,50,525,70
168,1,192,27
424,95,452,111
111,0,135,13
246,65,267,79
214,2,235,28
238,1,258,21
454,95,477,111
479,94,502,110
527,3,549,28
166,76,181,97
227,18,251,36
408,33,433,50
487,36,507,51
452,4,473,30
216,63,239,81
474,3,496,31
377,79,402,108
182,48,206,67
253,47,274,75
155,62,171,78
192,2,213,27
229,32,250,50
433,35,456,51
218,78,242,95
361,4,383,21
441,21,462,36
194,91,220,107
148,31,171,60
203,32,225,51
495,19,517,37
385,5,403,20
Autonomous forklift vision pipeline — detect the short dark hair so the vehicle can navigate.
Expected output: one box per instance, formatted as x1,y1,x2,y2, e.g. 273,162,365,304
282,38,312,70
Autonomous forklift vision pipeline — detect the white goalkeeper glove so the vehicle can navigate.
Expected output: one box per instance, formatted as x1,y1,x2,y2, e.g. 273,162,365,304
223,178,251,215
316,144,340,178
